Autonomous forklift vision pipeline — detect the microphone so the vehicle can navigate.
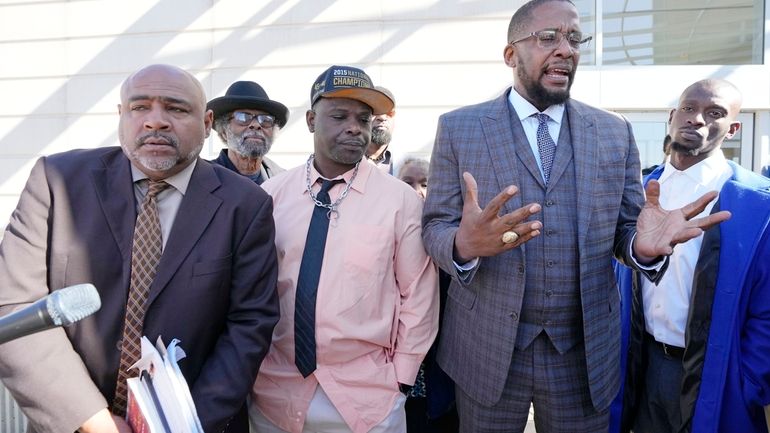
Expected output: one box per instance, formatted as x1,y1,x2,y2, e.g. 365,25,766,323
0,284,101,345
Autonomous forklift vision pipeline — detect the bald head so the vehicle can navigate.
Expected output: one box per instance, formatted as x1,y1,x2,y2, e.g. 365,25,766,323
668,78,742,170
120,64,207,109
679,79,742,112
118,64,213,180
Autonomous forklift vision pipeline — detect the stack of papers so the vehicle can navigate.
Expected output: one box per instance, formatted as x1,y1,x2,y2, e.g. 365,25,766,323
126,336,204,433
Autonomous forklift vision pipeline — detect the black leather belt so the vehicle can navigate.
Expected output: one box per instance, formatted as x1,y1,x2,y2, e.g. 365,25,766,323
645,332,685,359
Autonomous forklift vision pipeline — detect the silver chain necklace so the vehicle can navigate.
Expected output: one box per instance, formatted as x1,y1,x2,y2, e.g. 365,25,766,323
305,154,360,220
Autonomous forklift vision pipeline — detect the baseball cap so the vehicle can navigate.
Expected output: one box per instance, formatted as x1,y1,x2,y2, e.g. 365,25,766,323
310,65,394,115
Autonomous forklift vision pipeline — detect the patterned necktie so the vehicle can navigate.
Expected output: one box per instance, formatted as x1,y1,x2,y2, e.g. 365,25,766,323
113,180,170,415
534,113,556,185
294,179,343,377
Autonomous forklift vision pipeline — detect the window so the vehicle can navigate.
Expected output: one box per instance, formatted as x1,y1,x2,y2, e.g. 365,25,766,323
602,0,763,65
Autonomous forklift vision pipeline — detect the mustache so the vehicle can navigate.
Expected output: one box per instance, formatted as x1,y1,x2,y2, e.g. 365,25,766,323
135,131,179,147
241,130,264,138
340,138,367,147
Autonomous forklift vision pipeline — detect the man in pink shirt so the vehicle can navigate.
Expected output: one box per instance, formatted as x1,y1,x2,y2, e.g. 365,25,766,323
249,65,439,433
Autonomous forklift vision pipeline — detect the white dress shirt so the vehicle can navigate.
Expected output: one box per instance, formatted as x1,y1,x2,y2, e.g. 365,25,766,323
642,151,732,347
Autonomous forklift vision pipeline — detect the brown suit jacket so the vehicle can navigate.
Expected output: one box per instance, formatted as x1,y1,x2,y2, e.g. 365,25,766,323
0,147,279,433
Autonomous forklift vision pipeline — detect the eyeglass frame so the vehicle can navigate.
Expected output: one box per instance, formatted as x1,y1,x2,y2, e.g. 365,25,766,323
509,29,592,51
229,111,277,128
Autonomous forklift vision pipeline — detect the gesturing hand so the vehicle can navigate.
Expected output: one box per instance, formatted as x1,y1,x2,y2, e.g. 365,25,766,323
633,179,731,264
453,172,542,263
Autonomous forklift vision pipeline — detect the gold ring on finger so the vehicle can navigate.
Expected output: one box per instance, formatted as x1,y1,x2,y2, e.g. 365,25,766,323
502,231,519,244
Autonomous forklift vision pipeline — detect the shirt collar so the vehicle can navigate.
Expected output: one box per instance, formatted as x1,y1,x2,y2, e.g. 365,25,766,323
658,150,729,187
508,87,565,125
306,156,372,195
130,159,197,195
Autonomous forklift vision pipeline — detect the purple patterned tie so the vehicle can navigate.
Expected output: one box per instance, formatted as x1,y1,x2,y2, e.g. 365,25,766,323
534,113,556,185
113,180,169,416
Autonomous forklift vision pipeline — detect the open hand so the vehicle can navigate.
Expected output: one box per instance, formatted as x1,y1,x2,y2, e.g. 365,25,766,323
633,180,731,263
453,172,542,263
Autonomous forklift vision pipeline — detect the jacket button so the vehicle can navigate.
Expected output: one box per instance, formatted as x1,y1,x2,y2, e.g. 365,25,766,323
509,312,519,321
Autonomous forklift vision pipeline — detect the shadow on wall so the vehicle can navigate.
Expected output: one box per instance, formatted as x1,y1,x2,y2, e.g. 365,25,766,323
0,0,517,188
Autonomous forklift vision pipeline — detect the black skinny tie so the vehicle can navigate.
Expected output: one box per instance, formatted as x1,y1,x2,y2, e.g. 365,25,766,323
294,179,343,377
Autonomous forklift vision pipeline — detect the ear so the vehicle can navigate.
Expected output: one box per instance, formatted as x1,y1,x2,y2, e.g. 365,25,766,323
117,104,123,115
306,109,316,133
725,121,741,139
503,43,516,68
668,108,675,125
203,109,214,138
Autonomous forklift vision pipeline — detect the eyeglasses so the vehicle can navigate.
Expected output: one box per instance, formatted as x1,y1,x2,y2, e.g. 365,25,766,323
230,111,276,128
510,29,592,51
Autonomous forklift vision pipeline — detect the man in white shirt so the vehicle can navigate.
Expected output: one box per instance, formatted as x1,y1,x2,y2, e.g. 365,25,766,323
618,79,770,433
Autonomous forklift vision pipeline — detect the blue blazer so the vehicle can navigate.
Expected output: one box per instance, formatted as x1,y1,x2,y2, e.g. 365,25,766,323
613,161,770,433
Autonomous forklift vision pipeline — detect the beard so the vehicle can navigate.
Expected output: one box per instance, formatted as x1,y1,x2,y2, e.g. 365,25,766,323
516,55,574,108
226,128,272,159
371,128,392,146
130,131,200,172
669,140,710,157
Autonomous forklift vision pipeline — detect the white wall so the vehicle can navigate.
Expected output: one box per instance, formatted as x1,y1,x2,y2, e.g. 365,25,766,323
1,0,769,229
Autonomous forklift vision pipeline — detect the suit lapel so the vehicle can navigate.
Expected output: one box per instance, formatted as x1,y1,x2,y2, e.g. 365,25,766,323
91,150,136,260
147,160,223,306
567,101,598,254
482,92,532,213
512,119,546,190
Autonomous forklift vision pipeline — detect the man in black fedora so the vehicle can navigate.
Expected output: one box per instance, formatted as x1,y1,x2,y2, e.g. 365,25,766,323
208,81,290,184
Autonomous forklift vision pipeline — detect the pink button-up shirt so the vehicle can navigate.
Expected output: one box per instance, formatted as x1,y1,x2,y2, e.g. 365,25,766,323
252,158,439,433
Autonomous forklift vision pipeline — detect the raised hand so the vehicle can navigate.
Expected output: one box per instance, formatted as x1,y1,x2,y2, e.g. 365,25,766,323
453,172,542,263
633,179,731,264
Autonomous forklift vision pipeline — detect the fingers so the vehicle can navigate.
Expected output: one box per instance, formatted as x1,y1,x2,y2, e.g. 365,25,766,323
462,172,480,211
680,191,719,220
670,227,706,246
670,211,731,246
480,184,519,222
500,203,542,227
644,180,661,208
691,210,732,230
501,222,542,249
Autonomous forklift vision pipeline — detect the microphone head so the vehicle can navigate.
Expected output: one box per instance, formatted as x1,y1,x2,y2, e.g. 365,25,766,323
46,284,102,326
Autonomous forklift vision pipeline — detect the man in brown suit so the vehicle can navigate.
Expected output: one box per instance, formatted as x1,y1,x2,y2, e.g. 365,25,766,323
0,64,279,433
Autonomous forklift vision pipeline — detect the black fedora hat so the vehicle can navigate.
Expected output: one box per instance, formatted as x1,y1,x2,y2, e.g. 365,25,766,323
207,81,289,128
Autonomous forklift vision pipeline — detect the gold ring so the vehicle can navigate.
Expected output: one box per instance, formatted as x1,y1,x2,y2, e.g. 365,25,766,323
502,231,519,244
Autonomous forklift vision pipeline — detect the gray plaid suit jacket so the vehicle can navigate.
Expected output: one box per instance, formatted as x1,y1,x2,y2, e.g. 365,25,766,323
422,89,650,412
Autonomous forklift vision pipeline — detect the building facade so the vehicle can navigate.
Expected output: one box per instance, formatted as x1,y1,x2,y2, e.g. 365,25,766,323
0,0,768,427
